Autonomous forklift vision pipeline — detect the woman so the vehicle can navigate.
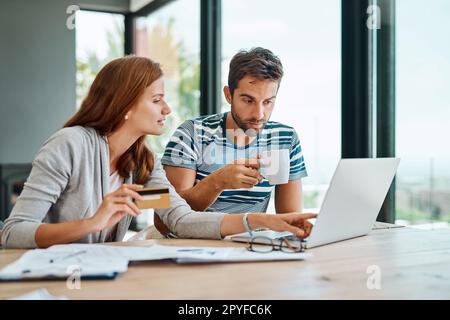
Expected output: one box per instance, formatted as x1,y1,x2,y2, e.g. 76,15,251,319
1,56,315,249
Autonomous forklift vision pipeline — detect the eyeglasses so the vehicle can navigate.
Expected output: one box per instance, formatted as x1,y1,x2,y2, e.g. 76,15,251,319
246,235,307,253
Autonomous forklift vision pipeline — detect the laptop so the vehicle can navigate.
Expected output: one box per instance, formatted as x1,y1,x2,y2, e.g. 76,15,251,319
230,158,400,249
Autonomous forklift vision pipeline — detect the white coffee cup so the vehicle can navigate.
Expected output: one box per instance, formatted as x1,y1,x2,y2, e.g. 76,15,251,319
259,149,290,185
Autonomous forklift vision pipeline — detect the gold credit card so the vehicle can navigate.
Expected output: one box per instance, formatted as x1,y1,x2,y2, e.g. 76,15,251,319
135,187,170,209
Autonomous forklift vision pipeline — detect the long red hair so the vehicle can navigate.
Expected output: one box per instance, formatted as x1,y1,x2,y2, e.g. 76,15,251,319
64,56,163,184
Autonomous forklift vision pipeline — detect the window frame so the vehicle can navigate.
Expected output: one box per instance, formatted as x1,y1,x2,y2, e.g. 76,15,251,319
127,0,221,116
342,0,396,223
126,0,397,222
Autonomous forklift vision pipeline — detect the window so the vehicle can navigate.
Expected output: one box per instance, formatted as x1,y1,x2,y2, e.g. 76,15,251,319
395,0,450,228
134,0,201,155
76,10,124,108
222,0,341,211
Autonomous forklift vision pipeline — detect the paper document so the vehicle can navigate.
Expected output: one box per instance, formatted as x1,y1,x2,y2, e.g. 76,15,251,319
0,246,128,281
169,245,310,263
49,243,309,263
0,243,309,281
49,243,168,262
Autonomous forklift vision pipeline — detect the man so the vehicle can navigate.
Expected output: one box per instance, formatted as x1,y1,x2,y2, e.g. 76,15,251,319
157,47,307,234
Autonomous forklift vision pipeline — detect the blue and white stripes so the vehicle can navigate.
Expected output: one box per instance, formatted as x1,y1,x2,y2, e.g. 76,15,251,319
162,112,307,214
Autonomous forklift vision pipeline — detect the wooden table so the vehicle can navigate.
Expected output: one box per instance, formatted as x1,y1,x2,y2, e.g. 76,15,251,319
1,226,450,299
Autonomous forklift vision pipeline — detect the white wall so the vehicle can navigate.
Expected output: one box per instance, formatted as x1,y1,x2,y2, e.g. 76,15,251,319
0,0,129,163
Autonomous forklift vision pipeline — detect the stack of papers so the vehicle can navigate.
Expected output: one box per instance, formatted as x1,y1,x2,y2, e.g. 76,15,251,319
50,243,311,263
0,243,310,281
163,245,310,263
0,245,129,281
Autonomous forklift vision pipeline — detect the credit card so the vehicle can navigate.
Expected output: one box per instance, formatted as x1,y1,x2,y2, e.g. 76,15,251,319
135,188,170,209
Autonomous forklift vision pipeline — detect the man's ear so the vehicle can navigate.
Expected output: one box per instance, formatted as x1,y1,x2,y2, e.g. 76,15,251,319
223,86,232,104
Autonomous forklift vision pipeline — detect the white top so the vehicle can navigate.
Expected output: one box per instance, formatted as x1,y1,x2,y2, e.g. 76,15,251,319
105,171,124,241
109,171,123,193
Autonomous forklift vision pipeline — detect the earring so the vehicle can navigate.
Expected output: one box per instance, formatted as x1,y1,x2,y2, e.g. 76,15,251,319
124,114,129,120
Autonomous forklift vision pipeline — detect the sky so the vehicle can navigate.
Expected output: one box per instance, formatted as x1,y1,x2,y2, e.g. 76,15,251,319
76,11,124,61
396,0,450,179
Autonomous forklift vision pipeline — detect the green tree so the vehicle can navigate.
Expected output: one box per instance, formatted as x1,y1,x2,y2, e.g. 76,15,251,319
145,20,200,154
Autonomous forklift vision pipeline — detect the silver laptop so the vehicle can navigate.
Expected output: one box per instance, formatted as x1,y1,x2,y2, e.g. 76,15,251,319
230,158,400,249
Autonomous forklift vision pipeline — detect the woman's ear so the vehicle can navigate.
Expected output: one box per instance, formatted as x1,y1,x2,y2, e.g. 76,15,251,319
223,86,232,104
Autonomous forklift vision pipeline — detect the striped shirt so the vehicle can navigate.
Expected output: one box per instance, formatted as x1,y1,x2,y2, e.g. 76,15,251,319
162,112,307,214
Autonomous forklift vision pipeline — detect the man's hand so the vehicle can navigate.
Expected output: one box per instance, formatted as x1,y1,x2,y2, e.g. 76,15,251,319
162,157,263,215
211,158,263,189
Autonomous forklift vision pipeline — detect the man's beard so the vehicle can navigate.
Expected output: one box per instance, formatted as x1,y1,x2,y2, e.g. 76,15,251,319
230,108,268,136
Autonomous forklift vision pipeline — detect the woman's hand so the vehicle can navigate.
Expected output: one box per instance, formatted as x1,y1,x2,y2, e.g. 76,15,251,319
88,184,145,232
252,213,317,239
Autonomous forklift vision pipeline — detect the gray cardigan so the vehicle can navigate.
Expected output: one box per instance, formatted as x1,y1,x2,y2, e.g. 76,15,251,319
1,126,225,249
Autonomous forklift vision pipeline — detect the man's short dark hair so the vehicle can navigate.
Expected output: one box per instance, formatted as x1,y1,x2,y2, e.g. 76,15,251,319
228,47,284,96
